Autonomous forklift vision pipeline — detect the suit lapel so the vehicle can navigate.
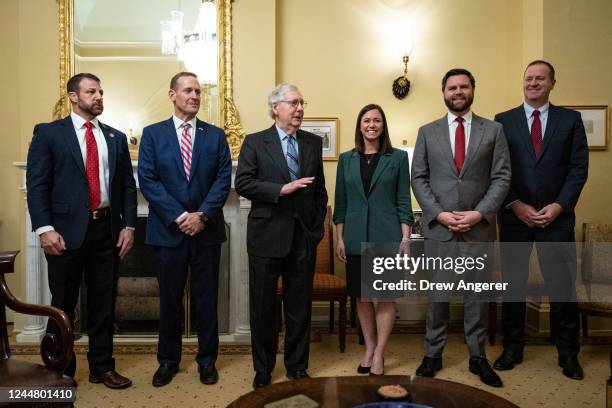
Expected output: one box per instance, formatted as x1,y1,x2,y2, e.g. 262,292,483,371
538,104,560,161
99,122,116,185
460,114,485,177
369,151,392,191
513,106,537,161
189,120,206,183
263,125,291,182
348,150,367,201
62,116,86,177
433,116,456,173
164,118,187,181
296,129,310,177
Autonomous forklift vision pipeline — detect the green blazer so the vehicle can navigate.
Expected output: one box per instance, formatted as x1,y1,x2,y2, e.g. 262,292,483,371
333,148,414,255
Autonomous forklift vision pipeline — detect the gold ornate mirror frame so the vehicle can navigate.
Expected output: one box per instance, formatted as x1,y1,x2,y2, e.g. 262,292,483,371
54,0,245,159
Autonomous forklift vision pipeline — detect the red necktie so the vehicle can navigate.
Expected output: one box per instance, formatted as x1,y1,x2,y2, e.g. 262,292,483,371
180,123,193,179
84,121,101,210
531,110,542,156
454,116,465,173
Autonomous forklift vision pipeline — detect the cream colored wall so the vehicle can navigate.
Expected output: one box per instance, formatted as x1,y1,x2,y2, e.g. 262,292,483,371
0,0,58,326
277,0,524,209
542,0,612,231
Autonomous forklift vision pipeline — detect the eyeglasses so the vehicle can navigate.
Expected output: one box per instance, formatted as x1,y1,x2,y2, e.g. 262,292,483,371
279,99,308,109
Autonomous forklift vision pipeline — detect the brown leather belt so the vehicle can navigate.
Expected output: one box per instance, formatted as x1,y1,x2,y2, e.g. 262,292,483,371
91,207,110,220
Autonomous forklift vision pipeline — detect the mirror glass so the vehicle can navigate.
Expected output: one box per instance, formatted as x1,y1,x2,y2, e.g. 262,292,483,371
72,0,222,157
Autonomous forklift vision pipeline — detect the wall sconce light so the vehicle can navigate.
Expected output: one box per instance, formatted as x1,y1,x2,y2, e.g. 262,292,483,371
392,54,411,99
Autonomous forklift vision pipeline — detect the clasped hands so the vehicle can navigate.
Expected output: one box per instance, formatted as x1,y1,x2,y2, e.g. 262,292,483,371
511,201,562,228
178,212,205,236
437,211,482,232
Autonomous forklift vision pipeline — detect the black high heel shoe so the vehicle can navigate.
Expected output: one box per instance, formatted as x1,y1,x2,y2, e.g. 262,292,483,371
357,365,371,374
369,358,385,376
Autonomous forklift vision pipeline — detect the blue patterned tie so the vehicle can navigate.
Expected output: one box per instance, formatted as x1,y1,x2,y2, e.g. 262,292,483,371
286,135,299,181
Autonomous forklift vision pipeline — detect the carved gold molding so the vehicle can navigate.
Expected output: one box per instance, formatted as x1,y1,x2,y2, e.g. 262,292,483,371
219,0,246,160
54,0,74,119
55,0,245,158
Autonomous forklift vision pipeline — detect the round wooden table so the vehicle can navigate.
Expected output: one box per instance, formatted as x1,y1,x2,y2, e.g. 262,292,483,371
228,375,519,408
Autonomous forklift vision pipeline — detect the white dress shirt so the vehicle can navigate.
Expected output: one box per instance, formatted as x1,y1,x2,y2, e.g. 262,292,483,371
36,112,110,236
173,115,200,224
524,101,550,139
447,110,473,155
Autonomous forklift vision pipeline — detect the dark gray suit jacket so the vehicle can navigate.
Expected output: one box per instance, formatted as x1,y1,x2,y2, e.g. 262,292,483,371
235,125,328,258
411,113,511,242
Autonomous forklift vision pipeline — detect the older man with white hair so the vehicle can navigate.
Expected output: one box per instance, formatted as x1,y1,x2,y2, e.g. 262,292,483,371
235,83,328,389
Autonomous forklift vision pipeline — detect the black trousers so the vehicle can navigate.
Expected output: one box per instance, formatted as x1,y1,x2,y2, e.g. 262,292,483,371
46,216,118,377
499,223,579,357
154,239,221,367
249,221,315,374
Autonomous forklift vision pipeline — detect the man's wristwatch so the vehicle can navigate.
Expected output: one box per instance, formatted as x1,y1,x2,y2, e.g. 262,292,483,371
199,213,209,224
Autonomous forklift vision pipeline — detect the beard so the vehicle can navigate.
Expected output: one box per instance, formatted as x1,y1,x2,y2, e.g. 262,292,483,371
78,100,104,117
444,94,473,114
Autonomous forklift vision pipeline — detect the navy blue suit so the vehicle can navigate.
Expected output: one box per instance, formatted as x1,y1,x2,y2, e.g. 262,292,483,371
495,104,588,357
26,115,137,376
138,117,231,368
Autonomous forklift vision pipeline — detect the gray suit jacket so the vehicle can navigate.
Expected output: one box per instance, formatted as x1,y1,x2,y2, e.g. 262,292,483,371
411,113,511,242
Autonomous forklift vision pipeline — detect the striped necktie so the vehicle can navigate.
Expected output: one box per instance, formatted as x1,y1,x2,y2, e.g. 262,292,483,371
180,122,192,179
286,135,299,181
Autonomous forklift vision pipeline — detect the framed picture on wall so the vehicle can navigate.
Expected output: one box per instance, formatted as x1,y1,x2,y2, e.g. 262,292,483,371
562,105,609,150
300,117,339,160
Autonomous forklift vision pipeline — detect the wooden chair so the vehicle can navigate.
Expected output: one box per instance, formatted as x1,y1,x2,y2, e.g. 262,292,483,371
276,206,348,352
0,251,76,405
578,224,612,408
578,223,612,336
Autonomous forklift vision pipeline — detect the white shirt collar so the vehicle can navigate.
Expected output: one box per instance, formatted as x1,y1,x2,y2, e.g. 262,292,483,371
447,110,473,125
71,112,100,130
172,115,197,131
523,101,550,117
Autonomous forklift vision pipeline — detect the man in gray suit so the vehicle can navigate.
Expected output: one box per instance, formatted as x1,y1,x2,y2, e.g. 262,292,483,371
411,68,511,387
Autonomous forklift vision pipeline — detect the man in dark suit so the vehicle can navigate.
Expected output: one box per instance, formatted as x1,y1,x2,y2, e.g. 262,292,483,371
138,72,232,386
411,68,511,387
493,60,588,380
26,73,137,388
235,83,328,389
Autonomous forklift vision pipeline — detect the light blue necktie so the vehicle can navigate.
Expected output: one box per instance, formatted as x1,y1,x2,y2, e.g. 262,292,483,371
286,135,299,181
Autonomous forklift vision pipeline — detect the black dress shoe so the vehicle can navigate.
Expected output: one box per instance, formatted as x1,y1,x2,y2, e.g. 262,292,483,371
415,356,442,378
152,364,179,387
357,365,371,374
493,349,523,371
469,357,503,387
286,370,310,380
89,370,132,389
558,355,584,380
253,372,272,389
199,364,219,385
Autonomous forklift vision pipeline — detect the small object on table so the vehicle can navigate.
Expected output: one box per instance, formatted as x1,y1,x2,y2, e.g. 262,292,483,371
377,384,410,401
263,394,319,408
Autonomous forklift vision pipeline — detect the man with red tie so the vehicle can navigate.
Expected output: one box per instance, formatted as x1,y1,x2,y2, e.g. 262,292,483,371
493,61,588,380
26,73,137,388
411,68,511,387
138,72,232,387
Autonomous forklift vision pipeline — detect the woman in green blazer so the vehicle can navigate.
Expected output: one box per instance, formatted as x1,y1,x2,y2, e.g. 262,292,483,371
333,103,414,375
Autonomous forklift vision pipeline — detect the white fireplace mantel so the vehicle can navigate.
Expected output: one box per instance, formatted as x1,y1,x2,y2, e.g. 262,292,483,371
13,161,251,343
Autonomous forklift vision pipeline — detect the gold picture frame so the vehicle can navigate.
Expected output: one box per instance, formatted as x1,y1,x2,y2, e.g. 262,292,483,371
300,117,340,161
562,105,609,150
54,0,246,159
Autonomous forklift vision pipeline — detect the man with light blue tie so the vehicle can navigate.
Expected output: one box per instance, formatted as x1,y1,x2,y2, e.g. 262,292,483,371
235,83,328,389
138,72,232,387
